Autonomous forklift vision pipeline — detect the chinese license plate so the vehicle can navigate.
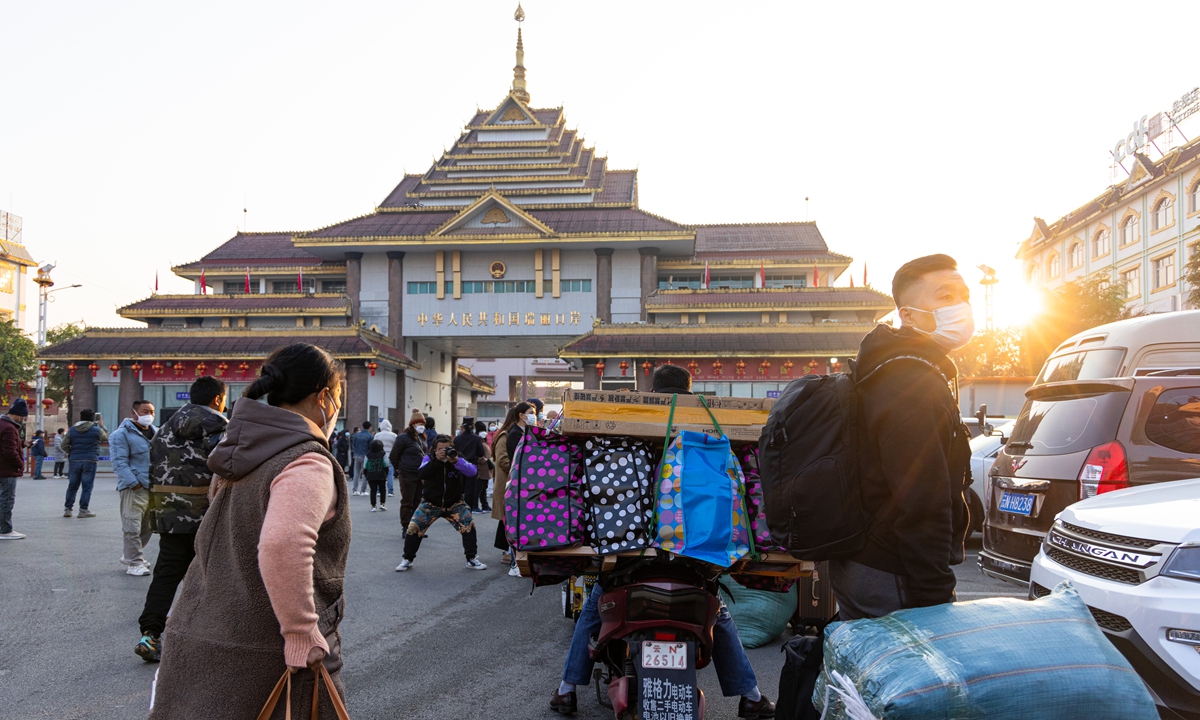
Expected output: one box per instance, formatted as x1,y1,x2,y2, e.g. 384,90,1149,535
642,641,688,670
998,491,1035,516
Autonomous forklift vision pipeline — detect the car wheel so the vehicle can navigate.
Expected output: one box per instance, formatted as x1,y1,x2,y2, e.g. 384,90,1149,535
968,489,985,535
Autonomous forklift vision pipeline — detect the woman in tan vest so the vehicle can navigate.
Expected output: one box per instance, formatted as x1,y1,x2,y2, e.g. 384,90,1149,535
490,401,533,577
149,343,351,719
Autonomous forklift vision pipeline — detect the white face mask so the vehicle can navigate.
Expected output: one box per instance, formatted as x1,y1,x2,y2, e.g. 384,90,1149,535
904,302,975,351
318,392,340,436
524,413,537,425
488,425,496,432
478,430,487,437
136,414,155,427
414,424,425,434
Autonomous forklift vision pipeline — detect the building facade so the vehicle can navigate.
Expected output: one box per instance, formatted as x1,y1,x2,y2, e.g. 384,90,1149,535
41,19,890,426
1,210,36,328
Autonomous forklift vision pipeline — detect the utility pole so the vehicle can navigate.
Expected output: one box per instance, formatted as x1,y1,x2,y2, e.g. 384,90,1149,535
978,264,998,333
33,264,81,433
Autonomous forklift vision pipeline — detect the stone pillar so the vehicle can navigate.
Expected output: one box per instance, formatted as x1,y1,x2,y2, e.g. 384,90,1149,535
387,251,405,343
72,364,96,419
345,252,363,325
595,248,613,324
638,247,659,323
450,355,459,429
395,369,406,426
635,359,654,392
583,360,601,390
345,361,369,430
117,363,143,419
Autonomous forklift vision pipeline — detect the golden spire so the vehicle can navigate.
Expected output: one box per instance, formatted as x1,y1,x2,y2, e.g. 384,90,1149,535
511,4,529,103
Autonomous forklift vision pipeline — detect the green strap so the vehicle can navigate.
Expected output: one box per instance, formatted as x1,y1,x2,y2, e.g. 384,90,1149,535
648,393,679,555
662,392,679,448
696,394,724,436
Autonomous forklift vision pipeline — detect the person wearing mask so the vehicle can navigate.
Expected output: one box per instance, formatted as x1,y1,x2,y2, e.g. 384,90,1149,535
109,400,157,576
490,402,534,577
390,411,428,530
149,343,350,718
135,376,228,663
0,399,28,540
374,419,398,498
52,427,67,478
486,421,498,448
473,421,493,513
550,366,775,718
29,429,47,479
831,254,973,619
395,435,486,572
525,397,545,427
62,407,109,518
364,439,388,512
334,430,350,473
349,422,373,496
453,417,485,512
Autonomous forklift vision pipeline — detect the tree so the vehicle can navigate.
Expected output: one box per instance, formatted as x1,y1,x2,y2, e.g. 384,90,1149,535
0,320,37,406
1185,242,1200,310
1022,276,1136,374
950,327,1025,377
44,322,85,421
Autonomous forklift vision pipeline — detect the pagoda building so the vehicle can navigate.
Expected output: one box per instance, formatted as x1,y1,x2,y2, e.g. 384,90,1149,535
40,11,891,427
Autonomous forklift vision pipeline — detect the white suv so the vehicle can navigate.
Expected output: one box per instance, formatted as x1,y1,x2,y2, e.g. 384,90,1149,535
1030,478,1200,719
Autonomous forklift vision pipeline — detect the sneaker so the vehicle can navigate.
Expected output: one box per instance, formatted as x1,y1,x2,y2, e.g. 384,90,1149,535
388,492,395,497
0,531,26,540
135,634,161,663
370,506,379,512
63,508,72,518
395,559,413,572
508,565,521,577
379,505,387,511
77,510,96,518
126,564,151,576
466,558,488,571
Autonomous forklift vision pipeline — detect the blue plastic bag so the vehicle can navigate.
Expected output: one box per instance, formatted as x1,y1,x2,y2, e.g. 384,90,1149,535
815,583,1158,720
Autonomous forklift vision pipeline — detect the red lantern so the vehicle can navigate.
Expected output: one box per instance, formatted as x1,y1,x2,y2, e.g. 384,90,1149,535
41,398,53,409
782,359,794,376
39,363,50,378
109,363,120,377
806,360,819,375
195,362,207,376
595,361,606,376
687,360,700,375
88,363,100,377
17,381,27,393
832,361,842,373
173,362,185,377
217,362,229,377
67,363,78,379
130,362,142,374
712,360,723,376
151,362,164,375
366,361,378,377
238,361,250,376
3,380,10,394
759,360,771,375
618,360,629,377
641,361,653,377
735,360,747,376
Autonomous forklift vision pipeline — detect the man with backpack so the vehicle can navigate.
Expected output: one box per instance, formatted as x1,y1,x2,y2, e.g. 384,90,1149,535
832,253,973,619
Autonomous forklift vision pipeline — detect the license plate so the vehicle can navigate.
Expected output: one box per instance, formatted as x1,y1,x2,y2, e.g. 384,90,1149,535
998,491,1035,516
641,641,688,670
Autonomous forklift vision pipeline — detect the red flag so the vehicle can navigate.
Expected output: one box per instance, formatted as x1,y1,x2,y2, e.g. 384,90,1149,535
704,261,710,289
245,267,251,294
850,275,855,288
760,260,766,288
155,271,159,294
813,263,819,287
864,263,868,287
200,269,206,295
298,267,303,293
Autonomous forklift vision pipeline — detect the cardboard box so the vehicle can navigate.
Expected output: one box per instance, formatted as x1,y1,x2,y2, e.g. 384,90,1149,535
559,389,773,443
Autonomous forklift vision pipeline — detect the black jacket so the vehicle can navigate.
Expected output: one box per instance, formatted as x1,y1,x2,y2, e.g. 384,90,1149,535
390,432,427,474
853,325,972,608
417,455,478,508
453,431,484,463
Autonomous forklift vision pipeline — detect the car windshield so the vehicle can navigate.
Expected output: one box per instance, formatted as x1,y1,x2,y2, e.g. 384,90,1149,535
1036,348,1125,385
1007,392,1129,456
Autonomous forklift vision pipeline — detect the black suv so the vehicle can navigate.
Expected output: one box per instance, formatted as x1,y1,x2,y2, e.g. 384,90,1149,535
980,373,1200,586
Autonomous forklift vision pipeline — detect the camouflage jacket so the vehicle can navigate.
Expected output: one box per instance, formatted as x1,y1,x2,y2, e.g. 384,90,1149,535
149,403,228,534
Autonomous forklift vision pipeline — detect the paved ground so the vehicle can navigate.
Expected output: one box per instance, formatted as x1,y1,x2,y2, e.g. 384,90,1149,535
0,475,1016,720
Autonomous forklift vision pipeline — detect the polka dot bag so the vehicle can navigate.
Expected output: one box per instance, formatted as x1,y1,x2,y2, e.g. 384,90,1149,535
580,437,658,555
503,426,587,551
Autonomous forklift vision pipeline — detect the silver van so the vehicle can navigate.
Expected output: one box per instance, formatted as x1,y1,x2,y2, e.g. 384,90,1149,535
1034,310,1200,387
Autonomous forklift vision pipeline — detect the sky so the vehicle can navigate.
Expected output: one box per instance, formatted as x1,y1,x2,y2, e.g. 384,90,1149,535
3,0,1199,333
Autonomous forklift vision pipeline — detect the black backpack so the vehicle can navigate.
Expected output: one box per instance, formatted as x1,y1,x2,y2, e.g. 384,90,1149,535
775,634,824,720
760,357,947,560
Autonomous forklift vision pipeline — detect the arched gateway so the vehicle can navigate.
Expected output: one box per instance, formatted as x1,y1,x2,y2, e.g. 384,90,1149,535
40,14,891,432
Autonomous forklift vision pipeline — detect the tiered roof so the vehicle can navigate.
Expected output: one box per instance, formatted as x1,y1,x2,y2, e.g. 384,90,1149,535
647,288,892,311
559,323,873,358
119,293,350,319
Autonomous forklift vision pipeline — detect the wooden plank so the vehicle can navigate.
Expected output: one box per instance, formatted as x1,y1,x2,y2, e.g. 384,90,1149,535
516,548,814,576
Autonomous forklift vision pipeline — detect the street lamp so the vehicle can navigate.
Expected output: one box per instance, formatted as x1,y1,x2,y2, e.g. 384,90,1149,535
978,265,998,333
34,264,83,432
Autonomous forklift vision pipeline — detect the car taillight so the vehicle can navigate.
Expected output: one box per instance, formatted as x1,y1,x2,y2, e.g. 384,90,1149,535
1078,441,1128,500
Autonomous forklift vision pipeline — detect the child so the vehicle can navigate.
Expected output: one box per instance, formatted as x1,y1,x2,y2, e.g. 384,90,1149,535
364,439,388,512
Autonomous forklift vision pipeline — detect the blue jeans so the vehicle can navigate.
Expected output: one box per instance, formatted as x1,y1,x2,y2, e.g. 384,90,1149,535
562,583,758,697
33,456,45,477
65,461,97,511
387,465,394,495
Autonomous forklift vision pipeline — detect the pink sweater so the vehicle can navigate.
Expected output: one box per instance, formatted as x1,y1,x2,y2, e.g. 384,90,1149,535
258,452,338,668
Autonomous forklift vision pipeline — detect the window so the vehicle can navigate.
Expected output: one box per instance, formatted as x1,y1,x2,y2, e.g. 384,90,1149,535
1092,228,1109,258
765,275,808,289
224,281,247,294
408,281,438,294
1047,253,1061,279
1190,181,1199,214
1120,266,1141,298
273,280,315,293
1153,254,1175,289
322,281,347,294
1120,215,1139,246
562,280,592,292
1144,388,1200,453
710,275,754,289
1036,348,1125,384
1153,197,1173,231
1027,264,1039,284
1067,242,1084,270
658,275,702,290
490,281,536,293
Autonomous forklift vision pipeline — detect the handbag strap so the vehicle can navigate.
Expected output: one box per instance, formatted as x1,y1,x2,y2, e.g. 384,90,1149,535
258,663,351,720
696,394,725,437
646,393,680,557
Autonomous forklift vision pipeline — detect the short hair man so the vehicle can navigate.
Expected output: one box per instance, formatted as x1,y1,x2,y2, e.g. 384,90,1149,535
29,429,47,479
62,407,109,518
830,254,974,620
0,399,29,539
110,399,157,575
395,434,486,572
551,365,776,718
350,421,374,496
52,427,67,478
135,376,228,662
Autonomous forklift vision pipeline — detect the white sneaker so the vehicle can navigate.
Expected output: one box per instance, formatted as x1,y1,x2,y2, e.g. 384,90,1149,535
388,492,395,497
0,531,26,540
379,505,387,511
126,564,151,576
466,558,488,571
508,565,521,577
395,559,413,572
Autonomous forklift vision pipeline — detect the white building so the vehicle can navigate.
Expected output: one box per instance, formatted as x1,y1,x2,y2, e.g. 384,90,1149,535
0,210,36,328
